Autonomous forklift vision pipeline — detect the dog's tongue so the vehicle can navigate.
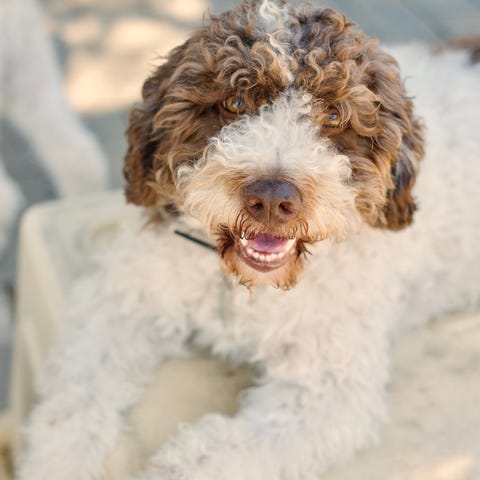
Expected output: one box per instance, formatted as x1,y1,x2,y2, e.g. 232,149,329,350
248,234,290,254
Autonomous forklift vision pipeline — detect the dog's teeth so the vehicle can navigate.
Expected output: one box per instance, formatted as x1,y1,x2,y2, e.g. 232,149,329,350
243,240,293,263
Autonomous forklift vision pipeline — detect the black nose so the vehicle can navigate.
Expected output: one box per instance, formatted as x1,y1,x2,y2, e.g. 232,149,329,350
243,180,302,224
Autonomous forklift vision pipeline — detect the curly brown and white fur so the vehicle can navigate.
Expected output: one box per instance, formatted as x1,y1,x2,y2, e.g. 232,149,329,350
17,1,480,480
124,0,424,289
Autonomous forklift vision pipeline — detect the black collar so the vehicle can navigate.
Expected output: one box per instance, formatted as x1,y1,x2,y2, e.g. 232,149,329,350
174,229,217,251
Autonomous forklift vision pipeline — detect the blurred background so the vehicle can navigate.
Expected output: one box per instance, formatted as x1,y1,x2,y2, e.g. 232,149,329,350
0,0,479,409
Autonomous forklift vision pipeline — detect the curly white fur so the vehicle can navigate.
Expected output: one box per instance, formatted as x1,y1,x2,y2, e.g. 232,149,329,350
16,12,480,480
179,92,359,240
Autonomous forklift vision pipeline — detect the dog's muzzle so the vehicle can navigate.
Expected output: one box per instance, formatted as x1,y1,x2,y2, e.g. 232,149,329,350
234,179,302,271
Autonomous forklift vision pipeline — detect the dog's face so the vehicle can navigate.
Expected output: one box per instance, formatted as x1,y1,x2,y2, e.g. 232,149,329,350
124,0,424,289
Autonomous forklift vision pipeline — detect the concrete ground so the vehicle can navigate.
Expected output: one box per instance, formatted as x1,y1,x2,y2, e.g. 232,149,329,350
1,0,480,412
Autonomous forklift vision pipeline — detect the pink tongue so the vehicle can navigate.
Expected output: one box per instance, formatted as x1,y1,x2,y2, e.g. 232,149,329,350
248,234,289,254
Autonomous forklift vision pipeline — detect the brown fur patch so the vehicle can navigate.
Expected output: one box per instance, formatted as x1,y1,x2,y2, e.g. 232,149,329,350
124,1,424,231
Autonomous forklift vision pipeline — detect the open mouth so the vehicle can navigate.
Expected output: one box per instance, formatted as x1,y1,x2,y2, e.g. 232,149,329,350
236,233,297,271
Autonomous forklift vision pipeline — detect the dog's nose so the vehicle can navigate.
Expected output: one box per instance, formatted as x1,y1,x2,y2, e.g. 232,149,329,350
244,180,302,223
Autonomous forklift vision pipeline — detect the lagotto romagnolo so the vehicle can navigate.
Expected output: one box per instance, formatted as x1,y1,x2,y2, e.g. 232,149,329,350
19,1,480,479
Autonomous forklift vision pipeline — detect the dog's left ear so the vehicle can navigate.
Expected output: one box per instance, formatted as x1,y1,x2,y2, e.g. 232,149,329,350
382,125,423,230
124,40,193,210
124,73,168,208
368,50,425,231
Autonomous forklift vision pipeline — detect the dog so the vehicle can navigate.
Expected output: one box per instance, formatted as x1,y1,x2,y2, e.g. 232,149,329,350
17,1,480,479
0,0,108,256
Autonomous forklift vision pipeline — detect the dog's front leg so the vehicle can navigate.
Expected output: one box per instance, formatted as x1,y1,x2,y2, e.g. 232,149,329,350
16,276,192,480
135,327,390,480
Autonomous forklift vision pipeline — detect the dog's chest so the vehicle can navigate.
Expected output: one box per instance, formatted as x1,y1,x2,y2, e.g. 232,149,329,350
121,231,359,379
164,241,392,380
112,197,480,379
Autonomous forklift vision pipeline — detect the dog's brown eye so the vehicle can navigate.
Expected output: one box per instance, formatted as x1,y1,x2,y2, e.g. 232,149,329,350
323,109,341,128
222,96,247,115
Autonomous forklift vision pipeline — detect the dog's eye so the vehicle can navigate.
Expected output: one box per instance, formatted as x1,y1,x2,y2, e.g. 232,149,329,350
323,109,341,128
221,96,247,116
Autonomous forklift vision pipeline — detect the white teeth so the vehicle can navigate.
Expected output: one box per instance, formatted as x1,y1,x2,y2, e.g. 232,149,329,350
244,250,283,263
240,236,297,263
240,232,246,239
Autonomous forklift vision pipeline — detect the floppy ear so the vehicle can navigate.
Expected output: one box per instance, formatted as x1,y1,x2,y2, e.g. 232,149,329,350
382,121,424,230
123,42,190,209
367,51,425,231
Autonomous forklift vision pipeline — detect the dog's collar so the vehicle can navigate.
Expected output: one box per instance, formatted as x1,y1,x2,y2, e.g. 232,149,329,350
174,229,217,252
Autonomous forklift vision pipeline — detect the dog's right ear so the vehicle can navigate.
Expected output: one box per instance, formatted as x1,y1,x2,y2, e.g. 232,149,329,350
123,42,190,208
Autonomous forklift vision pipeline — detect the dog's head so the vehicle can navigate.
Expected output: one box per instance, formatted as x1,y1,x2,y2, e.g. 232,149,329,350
124,0,424,289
